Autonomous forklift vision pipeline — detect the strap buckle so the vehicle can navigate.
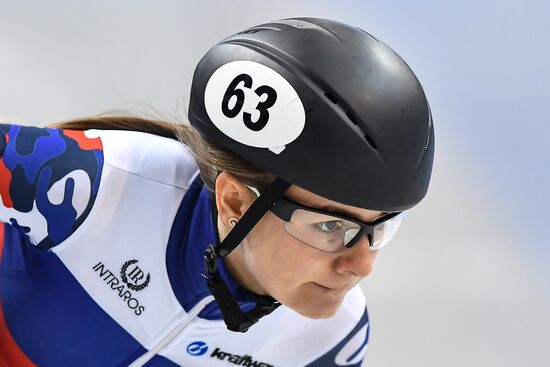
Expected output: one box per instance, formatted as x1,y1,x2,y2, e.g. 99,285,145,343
202,244,280,332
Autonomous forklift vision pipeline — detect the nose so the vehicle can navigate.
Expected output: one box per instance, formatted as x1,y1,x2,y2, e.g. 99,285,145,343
333,235,377,277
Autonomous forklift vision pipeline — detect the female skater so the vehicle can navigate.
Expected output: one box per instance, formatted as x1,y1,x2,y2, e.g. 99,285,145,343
0,18,434,366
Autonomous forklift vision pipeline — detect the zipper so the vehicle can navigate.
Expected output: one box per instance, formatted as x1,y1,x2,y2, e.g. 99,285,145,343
128,295,215,367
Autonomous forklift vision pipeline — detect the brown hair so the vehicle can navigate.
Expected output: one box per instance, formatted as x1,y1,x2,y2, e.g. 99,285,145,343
49,115,275,191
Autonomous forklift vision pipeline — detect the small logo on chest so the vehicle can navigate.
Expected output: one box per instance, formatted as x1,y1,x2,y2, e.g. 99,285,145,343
120,259,151,291
187,341,209,356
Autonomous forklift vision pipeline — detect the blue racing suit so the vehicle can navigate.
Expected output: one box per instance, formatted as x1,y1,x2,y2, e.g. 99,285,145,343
0,124,370,367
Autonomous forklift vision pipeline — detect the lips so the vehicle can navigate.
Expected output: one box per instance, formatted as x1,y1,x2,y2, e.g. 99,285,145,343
314,282,347,292
315,283,332,291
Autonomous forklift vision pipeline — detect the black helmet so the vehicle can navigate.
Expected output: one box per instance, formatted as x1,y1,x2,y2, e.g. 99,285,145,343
189,17,435,333
189,17,434,212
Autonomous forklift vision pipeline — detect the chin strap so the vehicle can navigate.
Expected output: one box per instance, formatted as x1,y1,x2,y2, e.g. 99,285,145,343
202,177,290,332
203,244,280,332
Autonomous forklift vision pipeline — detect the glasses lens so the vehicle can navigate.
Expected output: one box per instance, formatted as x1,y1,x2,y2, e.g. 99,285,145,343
370,213,404,250
344,227,361,245
283,209,362,252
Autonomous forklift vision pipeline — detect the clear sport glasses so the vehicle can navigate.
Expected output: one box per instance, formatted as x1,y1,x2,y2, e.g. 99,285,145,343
270,197,403,253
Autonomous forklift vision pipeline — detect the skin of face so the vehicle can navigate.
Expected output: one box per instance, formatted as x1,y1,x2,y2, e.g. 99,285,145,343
215,172,384,319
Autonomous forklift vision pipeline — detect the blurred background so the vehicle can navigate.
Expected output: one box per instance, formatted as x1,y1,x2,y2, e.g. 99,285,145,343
1,0,549,366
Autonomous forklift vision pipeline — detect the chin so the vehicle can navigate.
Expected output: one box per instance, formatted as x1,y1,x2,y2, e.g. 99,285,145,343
277,284,346,319
293,301,341,319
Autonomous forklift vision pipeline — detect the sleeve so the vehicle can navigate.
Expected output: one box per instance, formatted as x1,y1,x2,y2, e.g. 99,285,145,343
305,307,370,367
0,123,103,249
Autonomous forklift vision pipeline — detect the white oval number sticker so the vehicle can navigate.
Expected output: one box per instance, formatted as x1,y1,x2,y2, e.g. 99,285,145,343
204,60,305,154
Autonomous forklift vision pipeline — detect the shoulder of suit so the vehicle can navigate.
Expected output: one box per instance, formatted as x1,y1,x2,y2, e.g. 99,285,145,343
86,129,198,190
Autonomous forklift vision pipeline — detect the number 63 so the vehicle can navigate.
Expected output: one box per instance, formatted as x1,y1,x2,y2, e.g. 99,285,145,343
221,73,278,131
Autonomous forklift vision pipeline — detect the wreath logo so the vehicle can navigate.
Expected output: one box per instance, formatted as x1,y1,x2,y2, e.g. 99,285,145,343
120,259,151,292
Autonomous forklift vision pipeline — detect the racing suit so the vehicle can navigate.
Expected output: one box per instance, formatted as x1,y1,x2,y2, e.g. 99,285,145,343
0,124,370,366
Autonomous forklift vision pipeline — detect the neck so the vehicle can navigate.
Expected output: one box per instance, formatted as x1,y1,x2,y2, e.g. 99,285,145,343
216,216,267,296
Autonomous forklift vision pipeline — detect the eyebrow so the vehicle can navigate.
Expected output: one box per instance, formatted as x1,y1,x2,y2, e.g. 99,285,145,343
316,204,382,223
283,194,388,223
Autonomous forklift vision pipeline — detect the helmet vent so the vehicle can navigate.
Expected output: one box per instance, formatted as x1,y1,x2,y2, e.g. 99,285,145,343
346,112,376,149
324,91,338,104
424,125,432,149
346,112,358,126
364,133,377,150
424,106,433,148
241,26,282,34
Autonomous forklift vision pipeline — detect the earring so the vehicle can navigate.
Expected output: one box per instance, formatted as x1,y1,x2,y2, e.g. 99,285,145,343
228,217,239,227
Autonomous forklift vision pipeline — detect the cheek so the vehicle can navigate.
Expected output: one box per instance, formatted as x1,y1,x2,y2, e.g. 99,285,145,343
242,216,352,319
242,214,321,292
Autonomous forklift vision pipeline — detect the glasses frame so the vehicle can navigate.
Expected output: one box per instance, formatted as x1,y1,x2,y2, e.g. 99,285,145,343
270,196,402,252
